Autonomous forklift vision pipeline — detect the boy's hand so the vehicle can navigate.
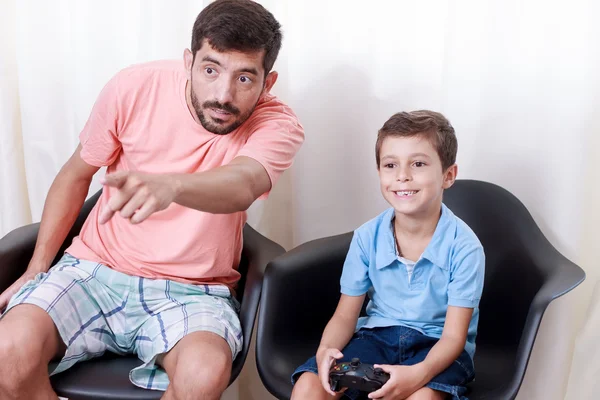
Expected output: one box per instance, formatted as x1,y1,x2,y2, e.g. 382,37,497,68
368,364,427,399
316,347,344,395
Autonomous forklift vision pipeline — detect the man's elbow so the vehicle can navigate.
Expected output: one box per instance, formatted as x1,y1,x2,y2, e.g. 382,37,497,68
229,187,257,213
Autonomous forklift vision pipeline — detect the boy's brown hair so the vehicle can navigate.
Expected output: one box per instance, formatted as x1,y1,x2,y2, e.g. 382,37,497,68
376,110,457,170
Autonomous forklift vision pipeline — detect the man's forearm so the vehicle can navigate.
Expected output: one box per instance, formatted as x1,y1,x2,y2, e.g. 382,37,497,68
28,171,92,273
171,164,258,214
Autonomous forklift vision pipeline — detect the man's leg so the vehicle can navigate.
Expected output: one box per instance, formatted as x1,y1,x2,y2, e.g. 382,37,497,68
158,331,232,400
0,304,65,400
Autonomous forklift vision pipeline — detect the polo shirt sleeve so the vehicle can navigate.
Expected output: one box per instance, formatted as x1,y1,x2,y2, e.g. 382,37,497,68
236,95,304,199
448,244,485,308
79,72,123,167
340,231,372,296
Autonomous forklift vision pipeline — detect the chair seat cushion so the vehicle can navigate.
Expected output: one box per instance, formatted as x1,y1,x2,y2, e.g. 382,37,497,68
50,353,163,400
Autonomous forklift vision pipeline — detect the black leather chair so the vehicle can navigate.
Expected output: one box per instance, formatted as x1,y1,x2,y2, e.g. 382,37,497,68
0,190,285,400
256,180,586,400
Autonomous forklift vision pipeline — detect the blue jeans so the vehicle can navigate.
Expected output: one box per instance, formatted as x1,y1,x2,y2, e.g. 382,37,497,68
292,325,474,400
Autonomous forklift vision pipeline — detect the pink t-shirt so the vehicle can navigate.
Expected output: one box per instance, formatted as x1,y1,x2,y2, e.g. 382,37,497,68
66,60,304,290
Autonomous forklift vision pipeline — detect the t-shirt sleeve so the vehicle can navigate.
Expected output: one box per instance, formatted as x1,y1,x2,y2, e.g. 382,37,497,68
340,231,372,296
447,244,485,308
236,95,304,199
79,72,122,167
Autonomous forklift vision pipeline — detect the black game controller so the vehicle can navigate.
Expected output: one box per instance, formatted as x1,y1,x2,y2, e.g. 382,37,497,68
329,358,390,393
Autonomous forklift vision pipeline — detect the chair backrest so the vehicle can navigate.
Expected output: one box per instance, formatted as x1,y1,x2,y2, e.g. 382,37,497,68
443,180,547,349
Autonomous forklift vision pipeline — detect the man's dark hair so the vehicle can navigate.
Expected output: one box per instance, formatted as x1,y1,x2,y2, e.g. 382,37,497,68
191,0,282,77
376,110,458,170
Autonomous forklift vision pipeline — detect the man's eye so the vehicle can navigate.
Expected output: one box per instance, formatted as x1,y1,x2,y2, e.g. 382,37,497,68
205,67,214,74
239,76,252,83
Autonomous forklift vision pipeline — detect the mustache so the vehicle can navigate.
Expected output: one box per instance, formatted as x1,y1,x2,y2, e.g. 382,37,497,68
202,101,240,116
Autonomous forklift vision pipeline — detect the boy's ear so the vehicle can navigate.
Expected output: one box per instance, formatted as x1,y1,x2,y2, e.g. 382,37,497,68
442,164,458,189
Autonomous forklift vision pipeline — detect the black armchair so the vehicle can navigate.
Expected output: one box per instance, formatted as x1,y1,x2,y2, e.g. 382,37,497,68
0,190,285,400
256,180,586,400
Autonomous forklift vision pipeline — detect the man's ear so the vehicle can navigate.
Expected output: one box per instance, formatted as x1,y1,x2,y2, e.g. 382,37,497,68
183,48,194,80
443,164,458,189
263,71,278,94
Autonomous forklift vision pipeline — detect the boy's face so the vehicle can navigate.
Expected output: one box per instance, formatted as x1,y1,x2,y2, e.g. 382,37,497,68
378,135,457,217
183,40,278,135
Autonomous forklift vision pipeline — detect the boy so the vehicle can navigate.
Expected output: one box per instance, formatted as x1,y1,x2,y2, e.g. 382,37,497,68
291,111,484,400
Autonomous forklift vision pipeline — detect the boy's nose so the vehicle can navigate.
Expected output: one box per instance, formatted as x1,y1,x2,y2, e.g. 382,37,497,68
396,168,412,181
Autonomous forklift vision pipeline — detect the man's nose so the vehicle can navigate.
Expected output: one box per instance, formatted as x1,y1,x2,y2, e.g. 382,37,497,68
214,78,234,105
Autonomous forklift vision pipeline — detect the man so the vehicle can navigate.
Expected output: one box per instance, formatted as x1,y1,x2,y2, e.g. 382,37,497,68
0,1,304,399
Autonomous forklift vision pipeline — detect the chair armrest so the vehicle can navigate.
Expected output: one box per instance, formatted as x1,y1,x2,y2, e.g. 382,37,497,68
231,224,285,381
508,231,586,398
0,223,41,292
256,232,353,399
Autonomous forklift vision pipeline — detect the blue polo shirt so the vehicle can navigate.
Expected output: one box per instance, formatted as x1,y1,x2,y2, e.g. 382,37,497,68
340,204,485,360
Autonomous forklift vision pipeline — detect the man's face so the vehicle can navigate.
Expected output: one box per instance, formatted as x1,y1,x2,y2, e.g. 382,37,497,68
184,40,277,135
378,135,457,217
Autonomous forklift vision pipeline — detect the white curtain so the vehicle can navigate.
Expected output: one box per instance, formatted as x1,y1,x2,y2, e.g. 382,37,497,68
1,0,598,399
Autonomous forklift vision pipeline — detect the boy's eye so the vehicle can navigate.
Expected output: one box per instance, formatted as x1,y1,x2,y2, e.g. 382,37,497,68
413,161,426,167
384,163,395,168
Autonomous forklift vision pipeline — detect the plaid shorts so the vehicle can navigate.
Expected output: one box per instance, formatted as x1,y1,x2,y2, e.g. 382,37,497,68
4,253,242,391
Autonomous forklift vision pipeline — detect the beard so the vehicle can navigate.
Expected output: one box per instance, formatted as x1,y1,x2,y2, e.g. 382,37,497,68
190,83,257,135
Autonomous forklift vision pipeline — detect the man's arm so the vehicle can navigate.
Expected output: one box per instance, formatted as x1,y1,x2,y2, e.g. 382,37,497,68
28,145,99,271
173,156,271,213
0,145,98,310
99,156,271,224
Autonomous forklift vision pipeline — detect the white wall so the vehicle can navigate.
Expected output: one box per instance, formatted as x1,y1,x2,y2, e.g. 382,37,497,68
2,0,598,399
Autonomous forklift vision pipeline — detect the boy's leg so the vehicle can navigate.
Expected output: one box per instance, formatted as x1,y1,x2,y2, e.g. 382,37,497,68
291,326,401,400
292,371,345,400
405,387,448,400
0,304,65,400
400,328,473,400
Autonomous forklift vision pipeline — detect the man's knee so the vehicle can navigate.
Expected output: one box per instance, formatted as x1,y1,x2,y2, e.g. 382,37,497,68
165,332,232,400
169,357,230,400
0,304,63,386
406,387,448,400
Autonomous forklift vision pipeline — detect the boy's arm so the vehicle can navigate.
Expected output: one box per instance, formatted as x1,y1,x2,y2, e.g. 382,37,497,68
415,305,473,381
316,293,365,395
318,293,365,352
